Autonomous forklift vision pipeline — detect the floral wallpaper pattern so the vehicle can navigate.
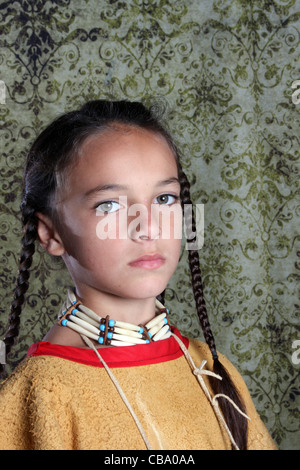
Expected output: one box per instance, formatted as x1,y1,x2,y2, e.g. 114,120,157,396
0,0,299,450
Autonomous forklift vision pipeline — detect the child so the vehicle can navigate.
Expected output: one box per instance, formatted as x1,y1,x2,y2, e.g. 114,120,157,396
0,100,276,450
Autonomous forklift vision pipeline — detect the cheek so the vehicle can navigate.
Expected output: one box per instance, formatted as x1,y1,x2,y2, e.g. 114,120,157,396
151,204,183,239
65,239,124,282
59,206,106,251
85,238,124,265
171,206,183,240
171,238,182,265
162,237,181,274
95,212,124,240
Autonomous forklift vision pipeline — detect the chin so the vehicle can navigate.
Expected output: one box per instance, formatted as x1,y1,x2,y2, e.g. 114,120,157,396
124,280,169,301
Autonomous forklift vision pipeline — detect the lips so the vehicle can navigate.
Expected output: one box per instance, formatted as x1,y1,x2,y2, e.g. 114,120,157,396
129,253,165,270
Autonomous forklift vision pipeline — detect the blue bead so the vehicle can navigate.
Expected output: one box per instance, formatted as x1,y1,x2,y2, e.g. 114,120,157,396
108,320,115,327
107,332,113,339
138,327,143,334
62,319,68,326
148,332,152,338
146,340,150,343
163,318,167,325
98,337,104,344
72,308,78,315
100,324,105,332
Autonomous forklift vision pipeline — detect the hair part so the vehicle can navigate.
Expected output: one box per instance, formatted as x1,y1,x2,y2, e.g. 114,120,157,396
1,99,248,449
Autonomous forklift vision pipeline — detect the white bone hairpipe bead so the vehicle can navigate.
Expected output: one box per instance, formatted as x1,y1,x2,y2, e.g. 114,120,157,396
59,289,171,347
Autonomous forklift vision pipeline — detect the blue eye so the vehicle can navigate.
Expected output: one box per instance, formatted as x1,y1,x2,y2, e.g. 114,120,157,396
155,194,179,205
96,201,120,213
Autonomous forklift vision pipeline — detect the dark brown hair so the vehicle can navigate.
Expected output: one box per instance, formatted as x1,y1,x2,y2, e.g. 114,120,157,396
1,100,248,449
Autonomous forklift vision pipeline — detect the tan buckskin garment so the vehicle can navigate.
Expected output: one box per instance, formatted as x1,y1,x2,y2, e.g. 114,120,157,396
0,328,277,450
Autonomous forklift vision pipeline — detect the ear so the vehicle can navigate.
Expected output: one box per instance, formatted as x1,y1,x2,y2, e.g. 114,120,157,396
36,212,65,256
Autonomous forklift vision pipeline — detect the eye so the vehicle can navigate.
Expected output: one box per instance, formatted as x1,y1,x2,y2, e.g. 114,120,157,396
155,194,179,205
96,201,120,213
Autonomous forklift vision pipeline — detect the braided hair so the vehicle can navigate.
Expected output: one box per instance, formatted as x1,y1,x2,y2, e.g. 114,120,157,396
2,206,38,367
178,167,248,450
1,100,248,449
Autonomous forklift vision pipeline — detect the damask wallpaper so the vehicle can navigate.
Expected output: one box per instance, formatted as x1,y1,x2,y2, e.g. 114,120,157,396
0,0,299,450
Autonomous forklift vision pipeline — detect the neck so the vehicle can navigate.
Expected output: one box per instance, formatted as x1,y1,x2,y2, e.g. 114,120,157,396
74,285,158,326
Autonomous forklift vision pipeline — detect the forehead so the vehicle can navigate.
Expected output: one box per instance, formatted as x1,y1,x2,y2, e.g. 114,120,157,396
74,127,178,182
56,127,179,203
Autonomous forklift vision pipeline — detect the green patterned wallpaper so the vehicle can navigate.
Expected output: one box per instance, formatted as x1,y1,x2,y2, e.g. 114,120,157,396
0,0,299,450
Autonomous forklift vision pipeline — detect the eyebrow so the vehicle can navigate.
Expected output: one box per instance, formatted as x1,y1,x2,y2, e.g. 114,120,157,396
84,177,180,198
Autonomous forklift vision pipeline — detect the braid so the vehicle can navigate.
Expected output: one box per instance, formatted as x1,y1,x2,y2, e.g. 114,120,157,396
178,165,248,450
178,166,216,353
0,205,38,377
187,250,217,351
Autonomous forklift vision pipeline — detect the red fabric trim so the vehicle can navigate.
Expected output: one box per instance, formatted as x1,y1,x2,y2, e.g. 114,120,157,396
27,326,189,368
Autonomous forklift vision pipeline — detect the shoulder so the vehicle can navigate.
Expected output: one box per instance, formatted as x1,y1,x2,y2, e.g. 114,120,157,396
186,337,277,450
0,353,81,399
187,337,246,388
1,356,59,393
0,356,83,450
187,337,214,361
185,336,253,405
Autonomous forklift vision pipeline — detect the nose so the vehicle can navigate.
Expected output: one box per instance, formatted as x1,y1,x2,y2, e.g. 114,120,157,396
128,203,160,241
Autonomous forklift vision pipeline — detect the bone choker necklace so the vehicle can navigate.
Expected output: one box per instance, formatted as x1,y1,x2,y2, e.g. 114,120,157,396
58,289,171,346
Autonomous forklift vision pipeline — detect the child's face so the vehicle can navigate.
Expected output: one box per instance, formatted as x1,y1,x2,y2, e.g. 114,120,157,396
55,127,182,302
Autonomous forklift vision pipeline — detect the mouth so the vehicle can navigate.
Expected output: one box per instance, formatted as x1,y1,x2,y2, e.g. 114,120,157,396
129,253,166,270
